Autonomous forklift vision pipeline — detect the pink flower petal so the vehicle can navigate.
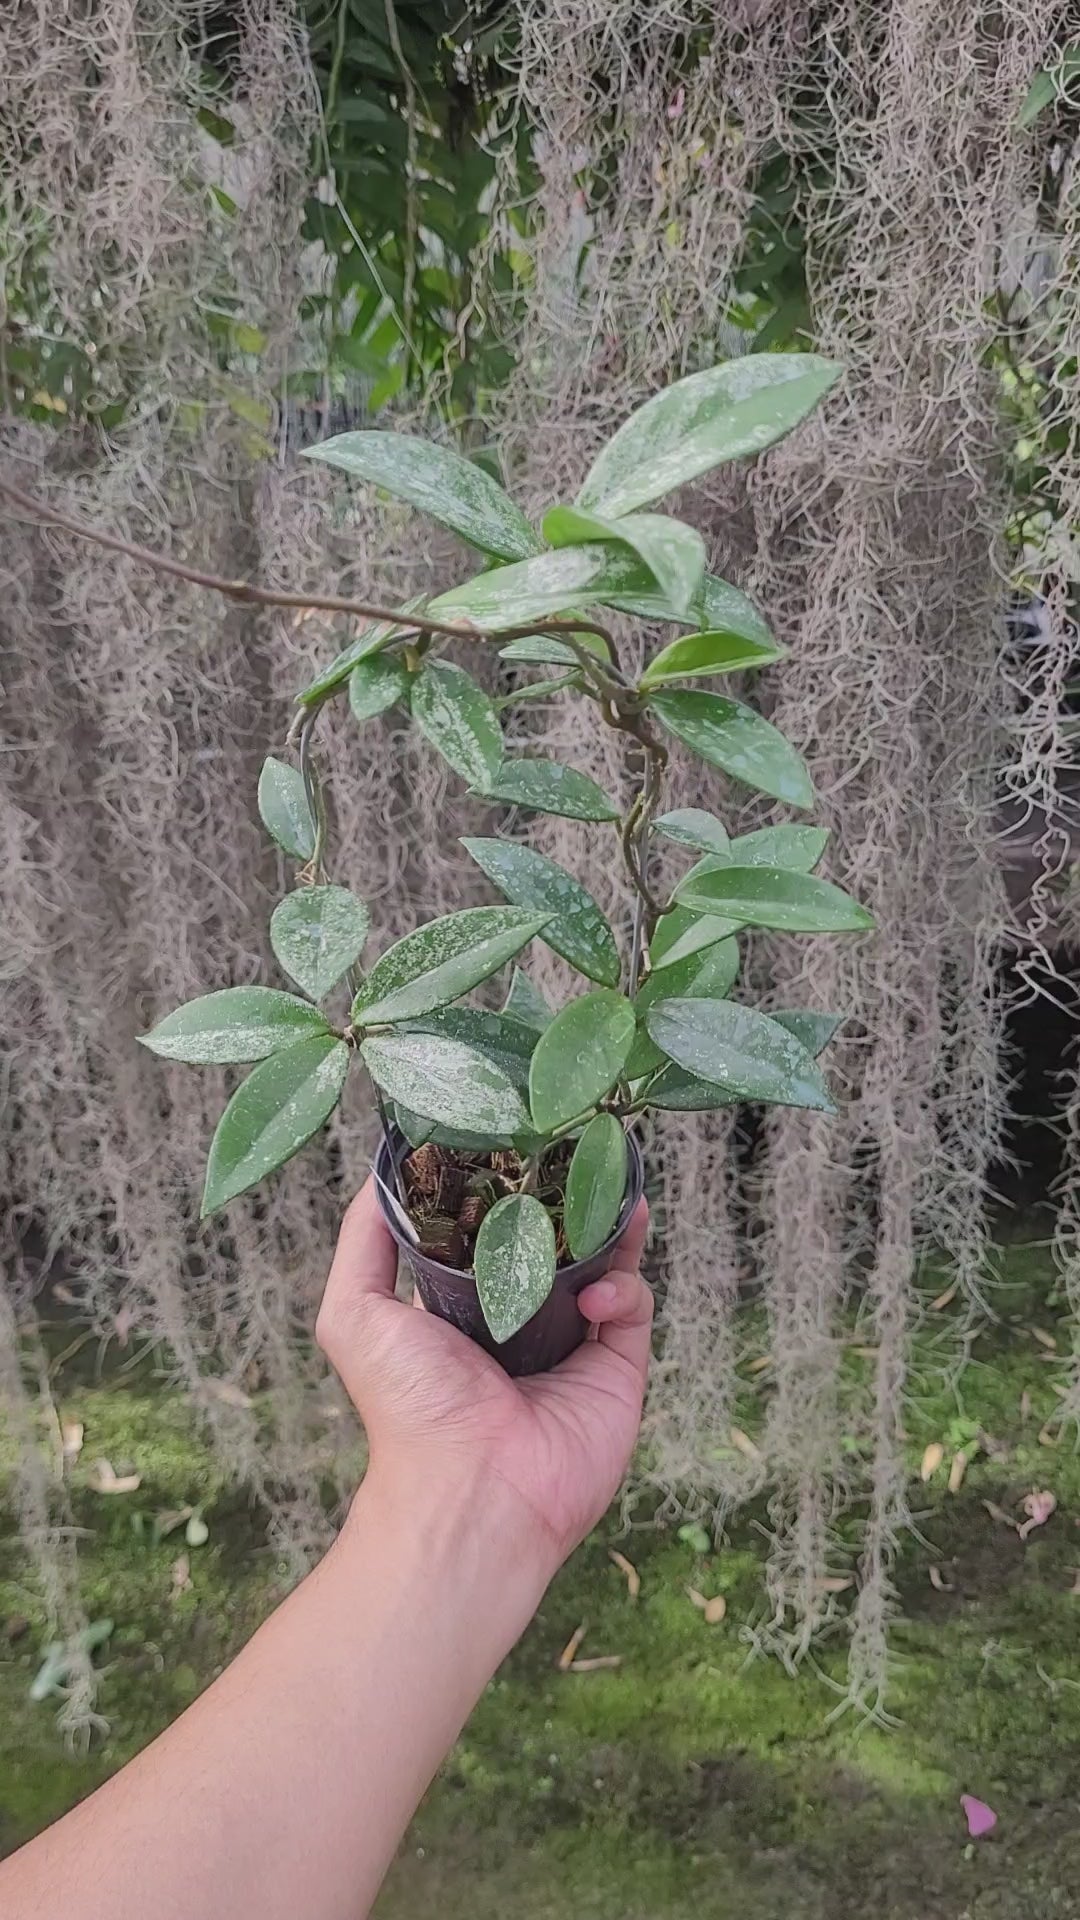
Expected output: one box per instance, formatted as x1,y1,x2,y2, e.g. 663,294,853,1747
961,1794,997,1838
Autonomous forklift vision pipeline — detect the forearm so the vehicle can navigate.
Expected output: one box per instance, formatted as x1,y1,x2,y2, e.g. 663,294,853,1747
1,1467,553,1920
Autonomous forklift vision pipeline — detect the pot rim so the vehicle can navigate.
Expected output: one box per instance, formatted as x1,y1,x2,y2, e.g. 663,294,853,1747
373,1122,646,1285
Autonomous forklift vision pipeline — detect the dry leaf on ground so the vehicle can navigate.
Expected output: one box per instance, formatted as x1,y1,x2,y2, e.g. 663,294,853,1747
982,1501,1018,1531
568,1655,622,1672
1030,1327,1057,1350
729,1426,760,1461
920,1442,944,1482
948,1451,968,1493
199,1379,253,1410
61,1421,83,1462
608,1550,640,1599
821,1575,855,1594
928,1565,954,1592
86,1458,141,1495
557,1622,587,1671
1020,1390,1032,1421
930,1281,958,1311
171,1554,192,1594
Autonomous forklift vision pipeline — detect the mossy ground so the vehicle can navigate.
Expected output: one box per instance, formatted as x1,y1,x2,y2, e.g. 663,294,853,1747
4,1234,1080,1916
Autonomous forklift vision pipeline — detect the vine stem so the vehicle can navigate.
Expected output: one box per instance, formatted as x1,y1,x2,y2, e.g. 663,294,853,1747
0,476,620,665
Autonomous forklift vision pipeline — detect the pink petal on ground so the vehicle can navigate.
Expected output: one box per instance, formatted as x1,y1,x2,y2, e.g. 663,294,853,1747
960,1794,998,1838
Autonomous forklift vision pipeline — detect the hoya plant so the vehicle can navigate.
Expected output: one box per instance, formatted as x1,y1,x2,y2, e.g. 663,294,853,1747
140,354,873,1366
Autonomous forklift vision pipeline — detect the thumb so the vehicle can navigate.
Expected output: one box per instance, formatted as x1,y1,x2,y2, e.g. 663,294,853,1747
316,1179,400,1358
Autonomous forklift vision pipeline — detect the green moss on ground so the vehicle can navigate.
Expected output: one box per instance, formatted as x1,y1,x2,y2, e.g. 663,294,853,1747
5,1239,1080,1915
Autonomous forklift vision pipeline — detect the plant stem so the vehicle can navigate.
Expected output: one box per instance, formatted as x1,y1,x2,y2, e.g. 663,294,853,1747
0,477,619,663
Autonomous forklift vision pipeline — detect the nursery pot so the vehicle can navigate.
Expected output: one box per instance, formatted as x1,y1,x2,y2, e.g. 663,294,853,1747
374,1125,645,1378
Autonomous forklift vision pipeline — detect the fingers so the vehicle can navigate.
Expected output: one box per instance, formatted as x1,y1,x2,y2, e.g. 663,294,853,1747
316,1179,399,1353
576,1200,653,1380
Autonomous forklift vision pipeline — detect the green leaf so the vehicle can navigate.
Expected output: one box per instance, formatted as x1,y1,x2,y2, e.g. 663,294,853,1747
501,966,553,1033
674,865,873,933
400,1006,538,1092
462,838,621,987
473,757,619,823
649,905,741,970
411,660,503,787
727,825,829,872
426,544,653,632
653,809,730,856
627,937,739,1075
300,431,541,561
607,572,775,652
649,690,814,808
352,906,550,1026
269,887,369,1001
139,987,329,1064
528,989,636,1133
564,1113,629,1259
299,597,425,706
474,1194,557,1343
349,653,410,721
646,1063,741,1110
1018,45,1080,128
201,1034,349,1214
499,631,609,667
644,998,835,1111
542,506,706,617
770,1009,844,1056
257,756,316,860
361,1031,530,1134
640,627,784,688
576,354,843,517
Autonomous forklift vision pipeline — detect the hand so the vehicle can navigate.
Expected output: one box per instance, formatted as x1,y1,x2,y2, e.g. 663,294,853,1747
316,1179,652,1576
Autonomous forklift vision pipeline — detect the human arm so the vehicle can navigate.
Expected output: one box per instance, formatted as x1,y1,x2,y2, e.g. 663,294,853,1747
0,1181,652,1920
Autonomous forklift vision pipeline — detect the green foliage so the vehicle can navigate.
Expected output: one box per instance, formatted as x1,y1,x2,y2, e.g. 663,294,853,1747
564,1114,628,1260
462,839,621,987
139,988,329,1064
410,660,504,786
351,907,550,1025
145,353,868,1264
474,1195,557,1342
257,757,317,861
673,865,872,933
473,758,619,822
528,991,636,1133
201,1034,349,1214
270,887,369,1000
648,692,814,808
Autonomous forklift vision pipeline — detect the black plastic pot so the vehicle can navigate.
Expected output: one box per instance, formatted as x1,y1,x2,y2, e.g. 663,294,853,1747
374,1125,645,1377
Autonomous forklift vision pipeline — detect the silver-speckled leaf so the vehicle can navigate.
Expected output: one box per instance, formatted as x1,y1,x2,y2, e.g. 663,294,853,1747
462,838,621,988
653,809,731,856
411,660,504,787
269,887,369,1001
426,544,653,632
349,653,410,722
474,1194,557,1343
201,1034,349,1215
627,936,740,1077
528,989,636,1133
257,756,316,861
770,1009,845,1056
301,431,541,561
542,505,706,617
360,1031,530,1134
473,757,619,823
645,997,835,1112
139,987,329,1064
649,690,814,809
576,354,842,518
726,825,829,871
564,1113,628,1261
606,571,776,650
352,906,550,1027
400,1005,538,1091
674,865,872,933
